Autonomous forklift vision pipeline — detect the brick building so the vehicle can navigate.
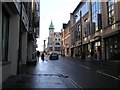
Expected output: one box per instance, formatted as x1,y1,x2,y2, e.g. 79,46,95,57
65,0,120,61
62,21,71,57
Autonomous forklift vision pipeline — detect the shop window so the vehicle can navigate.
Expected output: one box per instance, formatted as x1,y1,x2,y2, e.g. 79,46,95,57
2,10,10,61
105,36,120,60
95,41,100,47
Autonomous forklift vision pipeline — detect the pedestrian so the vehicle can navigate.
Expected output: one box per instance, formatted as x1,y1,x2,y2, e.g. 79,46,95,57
41,53,44,61
95,50,99,60
96,50,100,60
91,50,94,60
81,52,85,59
36,51,40,61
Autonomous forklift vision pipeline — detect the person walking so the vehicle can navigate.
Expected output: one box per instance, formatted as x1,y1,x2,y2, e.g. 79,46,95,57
41,53,44,61
91,50,94,60
36,51,40,61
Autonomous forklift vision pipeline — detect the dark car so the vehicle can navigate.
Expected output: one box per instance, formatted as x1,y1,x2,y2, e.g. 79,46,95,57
49,53,59,60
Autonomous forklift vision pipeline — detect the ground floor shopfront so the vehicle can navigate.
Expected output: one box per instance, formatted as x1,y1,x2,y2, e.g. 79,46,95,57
104,34,120,60
71,39,102,60
70,33,120,61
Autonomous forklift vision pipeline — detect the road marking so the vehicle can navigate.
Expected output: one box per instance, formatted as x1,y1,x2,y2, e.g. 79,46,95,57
67,77,83,89
55,66,82,89
97,71,120,80
79,65,91,69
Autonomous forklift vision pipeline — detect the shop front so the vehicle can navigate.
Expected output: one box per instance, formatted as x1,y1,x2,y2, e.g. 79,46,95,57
90,36,101,60
105,34,120,60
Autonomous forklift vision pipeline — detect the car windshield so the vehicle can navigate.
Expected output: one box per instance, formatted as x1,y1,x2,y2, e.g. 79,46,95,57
51,53,58,55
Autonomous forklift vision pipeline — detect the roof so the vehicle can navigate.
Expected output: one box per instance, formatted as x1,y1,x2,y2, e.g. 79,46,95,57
72,1,84,14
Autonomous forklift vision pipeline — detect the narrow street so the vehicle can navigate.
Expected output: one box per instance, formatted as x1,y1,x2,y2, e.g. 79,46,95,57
1,1,120,90
2,56,120,89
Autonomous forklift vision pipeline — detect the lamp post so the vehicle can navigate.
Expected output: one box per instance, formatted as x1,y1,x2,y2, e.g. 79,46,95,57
80,10,83,59
61,29,63,56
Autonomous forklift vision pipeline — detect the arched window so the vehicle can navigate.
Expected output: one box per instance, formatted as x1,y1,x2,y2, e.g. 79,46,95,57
55,42,60,45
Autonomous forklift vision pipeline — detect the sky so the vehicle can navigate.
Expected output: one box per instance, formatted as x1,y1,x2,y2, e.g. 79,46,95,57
37,0,80,51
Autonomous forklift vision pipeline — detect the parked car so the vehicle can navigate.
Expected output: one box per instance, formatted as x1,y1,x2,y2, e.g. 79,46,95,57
49,53,59,60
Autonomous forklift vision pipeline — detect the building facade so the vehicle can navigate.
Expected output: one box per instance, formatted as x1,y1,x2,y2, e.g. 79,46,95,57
47,21,61,55
0,1,40,88
62,21,71,57
69,0,120,61
101,1,120,60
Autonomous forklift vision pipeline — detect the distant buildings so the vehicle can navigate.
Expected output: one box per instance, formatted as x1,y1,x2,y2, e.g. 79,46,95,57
0,1,40,87
62,0,120,61
47,21,61,55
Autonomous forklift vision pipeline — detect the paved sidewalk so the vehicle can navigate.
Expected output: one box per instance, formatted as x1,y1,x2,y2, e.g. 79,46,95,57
2,59,78,89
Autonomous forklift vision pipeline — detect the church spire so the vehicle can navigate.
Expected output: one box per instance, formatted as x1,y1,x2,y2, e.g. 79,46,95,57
49,20,54,29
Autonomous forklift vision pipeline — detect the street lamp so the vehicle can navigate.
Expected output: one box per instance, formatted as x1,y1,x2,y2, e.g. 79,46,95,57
61,29,63,56
80,10,83,59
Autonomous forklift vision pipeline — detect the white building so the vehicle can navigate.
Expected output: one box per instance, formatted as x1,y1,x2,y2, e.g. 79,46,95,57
0,1,40,89
47,21,61,55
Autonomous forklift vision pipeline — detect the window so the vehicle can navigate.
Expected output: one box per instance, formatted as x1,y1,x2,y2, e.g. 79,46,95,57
92,0,101,31
59,39,60,41
71,29,74,42
2,9,10,61
49,43,52,45
107,0,115,25
78,24,81,39
55,47,60,51
49,38,52,42
84,19,89,37
75,1,88,23
81,1,89,16
55,43,60,45
50,33,52,37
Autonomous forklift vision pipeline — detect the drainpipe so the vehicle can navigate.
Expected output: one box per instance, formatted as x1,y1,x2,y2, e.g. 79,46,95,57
17,2,22,75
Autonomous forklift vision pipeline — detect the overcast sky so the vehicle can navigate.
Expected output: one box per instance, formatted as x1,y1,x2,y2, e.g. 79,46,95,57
37,0,80,51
